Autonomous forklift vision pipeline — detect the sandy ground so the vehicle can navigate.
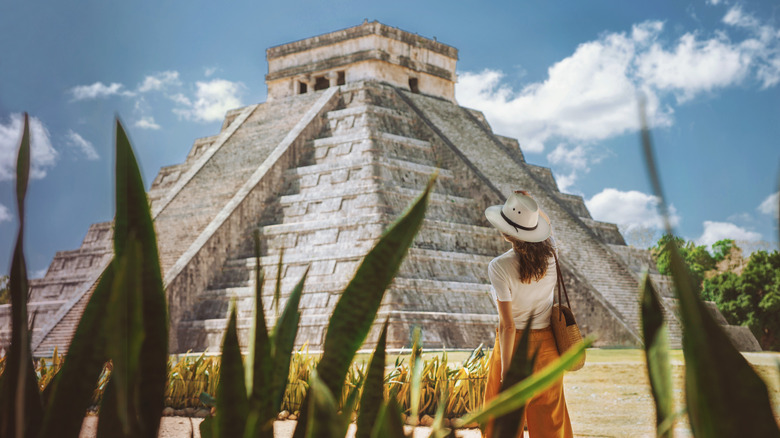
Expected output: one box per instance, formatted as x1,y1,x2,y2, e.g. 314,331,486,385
78,349,780,438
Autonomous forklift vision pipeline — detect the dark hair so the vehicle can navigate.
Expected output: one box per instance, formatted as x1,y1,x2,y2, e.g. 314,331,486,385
502,234,555,283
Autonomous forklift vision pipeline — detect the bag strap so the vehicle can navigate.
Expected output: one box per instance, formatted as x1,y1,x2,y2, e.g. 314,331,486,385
553,252,572,312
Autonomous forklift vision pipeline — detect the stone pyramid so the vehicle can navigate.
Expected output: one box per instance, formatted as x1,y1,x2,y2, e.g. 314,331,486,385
2,21,760,356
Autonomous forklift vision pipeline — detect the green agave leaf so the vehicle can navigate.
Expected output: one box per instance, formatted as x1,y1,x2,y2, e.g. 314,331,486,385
270,268,308,413
294,175,434,438
669,244,778,437
639,273,673,438
114,119,169,438
336,375,363,438
245,231,268,398
639,105,779,437
369,399,407,438
200,414,217,438
104,240,146,436
96,374,121,438
273,248,284,317
304,373,342,438
0,113,44,438
216,302,249,438
244,231,274,438
457,337,592,426
409,326,423,423
492,316,538,438
39,265,114,438
356,320,388,438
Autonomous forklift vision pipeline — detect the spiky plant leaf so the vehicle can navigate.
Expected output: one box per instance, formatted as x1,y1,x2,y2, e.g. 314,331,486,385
669,242,777,437
408,326,423,424
356,320,388,438
244,231,274,438
245,231,269,399
96,373,121,438
336,375,363,438
39,266,114,438
216,302,249,438
270,268,308,412
457,337,591,426
639,273,673,437
200,414,217,438
114,119,169,437
293,175,434,438
273,248,284,317
639,102,779,437
0,113,44,438
103,240,146,436
369,399,407,438
492,316,538,438
304,373,341,438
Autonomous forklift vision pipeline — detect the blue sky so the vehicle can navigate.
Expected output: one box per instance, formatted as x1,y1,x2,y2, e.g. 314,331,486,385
1,0,778,277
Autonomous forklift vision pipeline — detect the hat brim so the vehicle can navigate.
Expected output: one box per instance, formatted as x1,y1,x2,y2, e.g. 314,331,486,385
485,205,552,242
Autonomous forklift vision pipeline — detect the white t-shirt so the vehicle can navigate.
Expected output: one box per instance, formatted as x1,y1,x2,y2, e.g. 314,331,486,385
488,241,557,330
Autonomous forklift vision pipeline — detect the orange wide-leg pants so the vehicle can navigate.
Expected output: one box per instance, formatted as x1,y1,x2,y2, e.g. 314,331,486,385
482,327,573,438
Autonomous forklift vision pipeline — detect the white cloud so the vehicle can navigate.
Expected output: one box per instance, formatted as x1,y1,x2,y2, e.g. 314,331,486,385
758,191,779,219
456,10,780,161
547,144,589,170
637,33,752,102
723,5,760,29
631,20,664,44
135,117,161,130
456,22,672,153
722,5,780,88
65,130,99,160
70,82,133,100
137,71,180,93
706,0,721,5
173,79,244,123
168,93,192,106
585,188,681,231
546,144,595,192
204,67,218,77
697,220,762,248
0,113,58,181
0,203,10,224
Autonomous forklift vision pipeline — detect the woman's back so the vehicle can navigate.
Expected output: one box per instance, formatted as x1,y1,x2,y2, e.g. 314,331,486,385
488,249,556,329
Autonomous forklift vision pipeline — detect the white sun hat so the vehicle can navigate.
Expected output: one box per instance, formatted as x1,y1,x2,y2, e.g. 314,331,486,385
485,191,551,242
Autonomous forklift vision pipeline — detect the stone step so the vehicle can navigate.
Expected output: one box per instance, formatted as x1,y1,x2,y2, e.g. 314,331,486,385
153,92,323,272
33,285,93,357
324,104,418,136
278,182,483,225
312,130,436,168
281,154,458,199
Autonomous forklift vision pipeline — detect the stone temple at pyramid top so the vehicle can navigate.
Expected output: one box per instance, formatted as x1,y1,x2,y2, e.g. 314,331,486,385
265,20,459,102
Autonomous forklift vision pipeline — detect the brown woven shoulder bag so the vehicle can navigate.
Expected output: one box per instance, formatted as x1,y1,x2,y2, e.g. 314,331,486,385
550,252,586,371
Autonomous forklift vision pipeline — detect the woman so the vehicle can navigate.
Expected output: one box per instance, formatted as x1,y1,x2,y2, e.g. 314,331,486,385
482,191,572,438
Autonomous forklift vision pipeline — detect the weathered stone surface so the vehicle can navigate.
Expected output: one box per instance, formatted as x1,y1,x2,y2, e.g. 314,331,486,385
18,22,760,356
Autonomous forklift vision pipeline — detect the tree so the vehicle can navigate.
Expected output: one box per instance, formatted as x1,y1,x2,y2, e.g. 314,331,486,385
711,239,737,262
703,250,780,350
651,234,716,294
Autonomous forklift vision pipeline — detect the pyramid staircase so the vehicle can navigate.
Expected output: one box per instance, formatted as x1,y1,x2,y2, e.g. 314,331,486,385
172,81,691,351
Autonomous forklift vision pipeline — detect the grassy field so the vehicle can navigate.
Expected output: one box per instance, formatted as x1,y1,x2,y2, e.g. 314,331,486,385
340,347,780,436
562,348,779,437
